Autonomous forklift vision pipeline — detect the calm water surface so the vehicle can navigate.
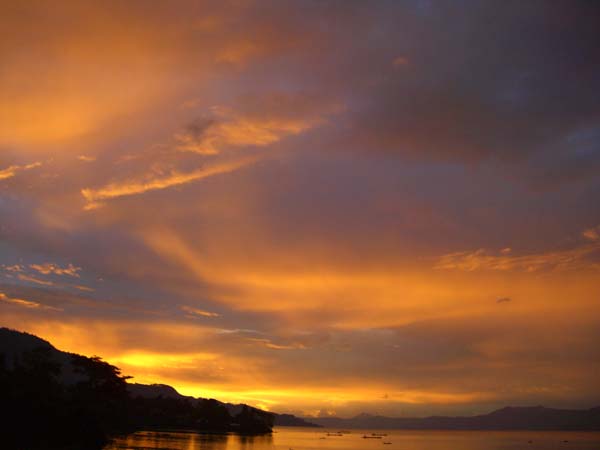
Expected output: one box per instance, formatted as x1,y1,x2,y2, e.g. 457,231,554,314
104,427,600,450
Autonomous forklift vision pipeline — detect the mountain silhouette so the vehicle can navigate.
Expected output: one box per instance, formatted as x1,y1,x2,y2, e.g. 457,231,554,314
0,327,284,449
309,405,600,430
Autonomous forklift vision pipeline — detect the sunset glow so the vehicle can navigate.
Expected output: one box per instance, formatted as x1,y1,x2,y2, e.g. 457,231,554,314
2,0,600,419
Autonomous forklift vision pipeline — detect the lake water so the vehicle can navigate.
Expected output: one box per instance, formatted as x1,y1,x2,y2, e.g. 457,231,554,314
104,427,600,450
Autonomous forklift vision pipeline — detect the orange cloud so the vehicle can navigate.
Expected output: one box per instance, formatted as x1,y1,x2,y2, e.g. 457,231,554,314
1,265,25,273
138,225,600,339
245,338,306,351
0,292,61,311
72,285,95,293
434,242,600,272
17,274,55,286
181,306,221,318
81,156,260,210
0,162,42,180
583,225,600,241
30,263,81,277
176,108,321,155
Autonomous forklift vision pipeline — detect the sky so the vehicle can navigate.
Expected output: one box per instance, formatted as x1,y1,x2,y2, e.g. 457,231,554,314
1,0,600,418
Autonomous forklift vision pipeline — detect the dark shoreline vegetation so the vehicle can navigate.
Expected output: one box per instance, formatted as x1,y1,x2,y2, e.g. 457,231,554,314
0,328,274,449
2,328,600,450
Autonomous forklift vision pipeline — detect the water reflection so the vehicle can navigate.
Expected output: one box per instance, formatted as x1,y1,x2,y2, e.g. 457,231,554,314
105,430,272,450
105,428,600,450
237,433,273,450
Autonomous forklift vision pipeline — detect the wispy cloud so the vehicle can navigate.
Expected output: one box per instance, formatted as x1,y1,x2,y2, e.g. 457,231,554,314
216,328,261,335
17,274,55,286
72,284,95,292
3,263,92,293
81,156,259,209
0,162,42,180
434,242,600,272
1,264,25,273
245,337,306,350
583,225,600,242
181,305,221,318
0,292,61,311
30,263,82,278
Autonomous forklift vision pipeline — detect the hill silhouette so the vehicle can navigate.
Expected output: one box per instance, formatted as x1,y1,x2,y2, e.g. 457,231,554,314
0,327,277,449
127,382,320,427
309,405,600,430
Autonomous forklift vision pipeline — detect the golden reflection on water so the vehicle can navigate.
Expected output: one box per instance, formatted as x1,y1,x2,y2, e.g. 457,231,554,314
105,430,274,450
104,427,600,450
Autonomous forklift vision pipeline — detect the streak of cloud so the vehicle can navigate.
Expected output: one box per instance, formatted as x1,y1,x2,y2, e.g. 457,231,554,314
0,292,62,311
434,241,600,273
17,274,55,286
181,305,221,318
81,156,260,210
0,162,42,180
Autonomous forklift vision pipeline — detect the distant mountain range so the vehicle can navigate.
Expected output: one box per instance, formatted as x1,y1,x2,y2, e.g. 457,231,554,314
307,406,600,430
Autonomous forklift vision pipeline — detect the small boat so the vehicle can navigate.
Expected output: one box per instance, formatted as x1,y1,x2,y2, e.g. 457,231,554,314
363,435,383,439
383,442,392,445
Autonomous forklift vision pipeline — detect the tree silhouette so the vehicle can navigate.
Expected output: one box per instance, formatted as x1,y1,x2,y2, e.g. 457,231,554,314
0,330,274,449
